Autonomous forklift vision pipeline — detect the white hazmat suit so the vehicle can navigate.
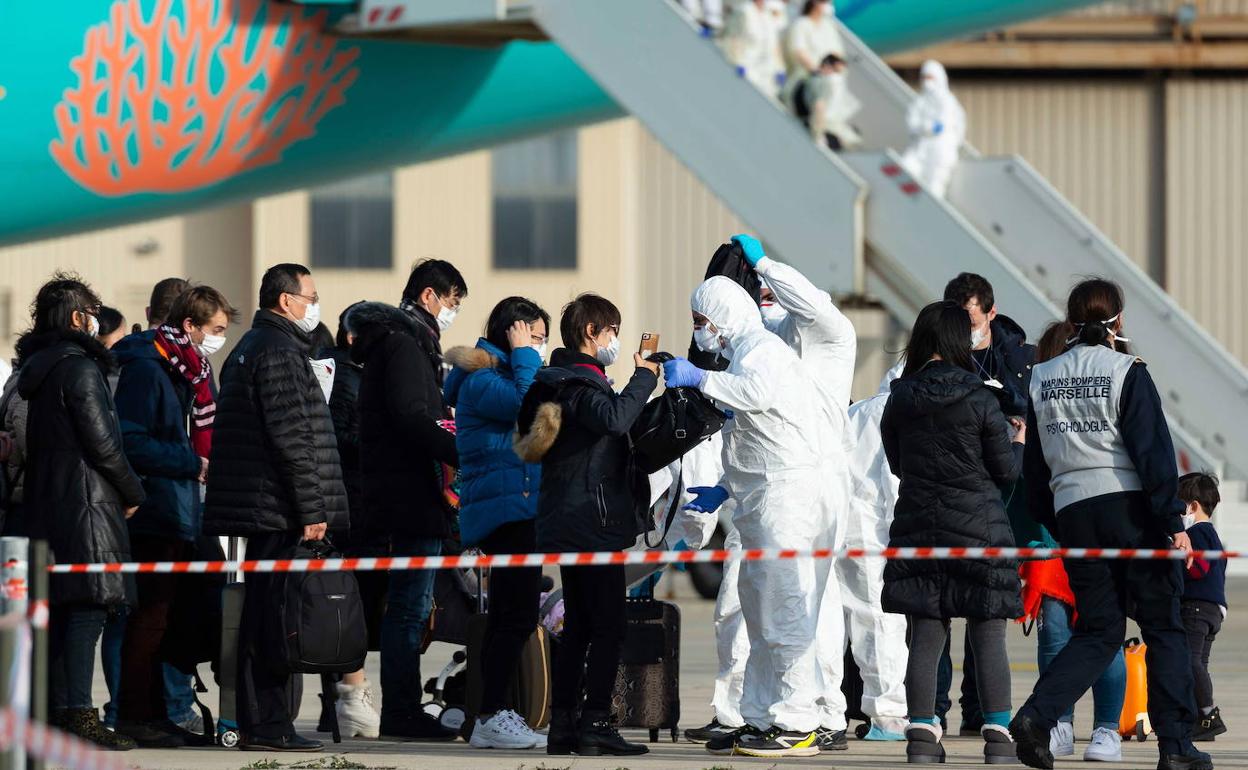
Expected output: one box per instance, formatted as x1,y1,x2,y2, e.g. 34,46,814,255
723,0,785,98
900,60,965,199
838,386,910,737
693,276,835,734
707,256,858,732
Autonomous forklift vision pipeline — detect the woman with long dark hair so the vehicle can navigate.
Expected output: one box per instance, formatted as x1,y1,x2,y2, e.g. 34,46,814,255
880,300,1025,764
15,274,145,750
444,296,551,750
1010,280,1208,770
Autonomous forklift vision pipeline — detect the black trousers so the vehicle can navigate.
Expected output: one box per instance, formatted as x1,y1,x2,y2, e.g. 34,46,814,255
552,563,626,714
479,520,542,715
1181,599,1222,710
237,531,302,740
1018,493,1197,754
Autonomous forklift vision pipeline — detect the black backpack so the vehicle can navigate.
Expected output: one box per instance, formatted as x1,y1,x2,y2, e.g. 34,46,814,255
267,538,368,675
629,354,728,474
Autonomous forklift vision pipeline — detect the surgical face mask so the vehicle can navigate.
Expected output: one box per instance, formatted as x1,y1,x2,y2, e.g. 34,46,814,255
536,343,548,362
760,302,789,331
435,301,458,333
86,314,100,338
970,322,990,350
694,325,722,354
1181,512,1196,530
595,334,620,367
196,333,227,358
295,301,321,334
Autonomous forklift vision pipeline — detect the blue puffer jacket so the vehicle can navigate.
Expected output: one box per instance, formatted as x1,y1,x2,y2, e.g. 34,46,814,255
444,339,542,546
112,331,204,542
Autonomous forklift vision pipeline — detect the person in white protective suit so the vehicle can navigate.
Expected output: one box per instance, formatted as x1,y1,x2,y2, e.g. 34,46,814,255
684,234,859,749
722,0,785,98
783,1,844,107
899,60,966,199
681,0,724,34
839,377,911,741
662,276,837,759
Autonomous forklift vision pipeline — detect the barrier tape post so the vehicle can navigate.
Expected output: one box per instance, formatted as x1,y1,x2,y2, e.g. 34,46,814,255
30,541,48,770
43,545,1245,576
0,538,28,770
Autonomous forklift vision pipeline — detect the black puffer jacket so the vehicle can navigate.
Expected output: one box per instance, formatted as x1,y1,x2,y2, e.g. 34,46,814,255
352,303,458,542
880,360,1023,620
204,311,348,536
16,330,145,606
515,349,658,553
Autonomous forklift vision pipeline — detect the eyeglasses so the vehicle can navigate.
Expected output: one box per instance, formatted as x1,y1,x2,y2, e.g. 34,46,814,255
600,324,620,336
286,292,320,305
530,333,548,346
435,293,462,312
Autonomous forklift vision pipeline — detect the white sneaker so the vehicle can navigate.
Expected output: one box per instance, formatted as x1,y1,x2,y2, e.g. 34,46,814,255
335,681,381,739
1083,727,1122,762
469,710,538,749
1050,720,1075,757
500,709,546,749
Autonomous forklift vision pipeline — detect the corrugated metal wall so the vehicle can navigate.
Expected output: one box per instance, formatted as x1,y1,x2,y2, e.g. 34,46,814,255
1165,78,1248,362
0,217,187,358
956,79,1159,275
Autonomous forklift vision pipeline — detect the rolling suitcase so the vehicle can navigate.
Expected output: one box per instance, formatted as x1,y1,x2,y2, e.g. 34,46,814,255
1119,637,1152,741
460,569,553,740
218,537,243,748
611,594,681,743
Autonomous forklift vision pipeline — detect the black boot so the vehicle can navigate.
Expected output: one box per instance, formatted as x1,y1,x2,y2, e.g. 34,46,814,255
1192,707,1227,742
547,708,577,755
577,710,648,756
906,723,946,764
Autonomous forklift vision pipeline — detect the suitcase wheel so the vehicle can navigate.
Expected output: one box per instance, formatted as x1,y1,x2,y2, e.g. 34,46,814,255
220,729,240,749
1135,719,1148,742
649,728,659,743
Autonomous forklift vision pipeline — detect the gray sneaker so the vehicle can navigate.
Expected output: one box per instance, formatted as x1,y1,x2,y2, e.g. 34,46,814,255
175,713,204,735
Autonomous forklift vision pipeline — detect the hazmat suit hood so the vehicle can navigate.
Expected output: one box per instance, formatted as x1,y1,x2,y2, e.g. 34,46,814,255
691,276,766,358
920,60,949,94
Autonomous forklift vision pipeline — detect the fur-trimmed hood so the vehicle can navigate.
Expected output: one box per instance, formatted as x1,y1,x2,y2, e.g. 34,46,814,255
514,401,562,463
445,344,500,374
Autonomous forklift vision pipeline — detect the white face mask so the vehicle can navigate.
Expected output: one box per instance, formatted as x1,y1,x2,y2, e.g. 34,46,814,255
536,343,548,362
86,314,100,338
436,304,458,333
295,301,321,334
595,334,620,366
196,333,227,358
970,322,990,350
694,325,722,353
760,303,789,332
1181,513,1197,530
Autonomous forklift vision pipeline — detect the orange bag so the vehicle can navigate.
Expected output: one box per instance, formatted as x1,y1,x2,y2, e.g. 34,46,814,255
1118,638,1152,740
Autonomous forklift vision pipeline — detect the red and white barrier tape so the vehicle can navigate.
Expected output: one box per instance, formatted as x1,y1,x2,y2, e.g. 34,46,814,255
0,708,128,770
46,546,1242,574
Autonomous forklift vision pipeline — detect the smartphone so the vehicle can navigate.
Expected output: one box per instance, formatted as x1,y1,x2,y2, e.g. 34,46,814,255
639,332,660,359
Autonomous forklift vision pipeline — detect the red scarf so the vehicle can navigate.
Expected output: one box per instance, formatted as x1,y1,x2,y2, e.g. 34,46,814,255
154,325,216,458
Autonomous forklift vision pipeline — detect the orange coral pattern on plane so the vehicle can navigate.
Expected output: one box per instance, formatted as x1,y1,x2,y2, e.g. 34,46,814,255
49,0,360,196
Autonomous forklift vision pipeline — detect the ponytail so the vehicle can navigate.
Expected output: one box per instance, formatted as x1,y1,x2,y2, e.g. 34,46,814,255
1064,278,1128,352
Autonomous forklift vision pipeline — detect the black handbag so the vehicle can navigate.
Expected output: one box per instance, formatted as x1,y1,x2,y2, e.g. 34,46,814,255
267,537,368,675
630,354,728,474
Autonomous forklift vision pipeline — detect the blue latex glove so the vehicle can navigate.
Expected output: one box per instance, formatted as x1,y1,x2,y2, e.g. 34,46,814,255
684,486,729,514
663,357,707,389
932,120,944,136
731,233,766,267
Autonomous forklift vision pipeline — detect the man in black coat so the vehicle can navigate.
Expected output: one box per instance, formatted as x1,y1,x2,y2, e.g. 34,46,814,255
939,272,1038,734
204,263,347,753
352,260,466,740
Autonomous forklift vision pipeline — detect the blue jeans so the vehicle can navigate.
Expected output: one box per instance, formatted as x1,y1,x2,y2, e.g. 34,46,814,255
51,606,108,712
1037,596,1126,730
380,536,441,720
100,608,126,726
163,665,197,724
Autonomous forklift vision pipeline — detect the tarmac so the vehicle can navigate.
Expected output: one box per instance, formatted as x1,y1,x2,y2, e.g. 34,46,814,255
89,573,1248,770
